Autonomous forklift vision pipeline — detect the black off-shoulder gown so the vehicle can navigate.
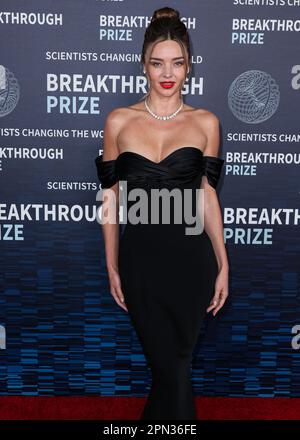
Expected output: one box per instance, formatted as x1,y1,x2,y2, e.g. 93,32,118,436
95,146,224,420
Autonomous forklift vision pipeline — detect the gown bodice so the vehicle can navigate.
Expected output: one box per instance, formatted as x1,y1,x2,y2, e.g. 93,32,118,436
95,146,225,230
95,146,225,191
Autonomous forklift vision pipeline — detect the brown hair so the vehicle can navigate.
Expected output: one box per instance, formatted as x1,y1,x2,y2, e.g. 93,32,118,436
139,7,191,101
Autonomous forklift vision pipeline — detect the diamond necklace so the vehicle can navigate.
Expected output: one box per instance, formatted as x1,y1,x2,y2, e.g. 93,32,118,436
144,97,183,121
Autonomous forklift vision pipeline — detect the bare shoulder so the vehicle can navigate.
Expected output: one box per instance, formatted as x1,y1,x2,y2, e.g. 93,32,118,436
102,107,130,159
104,106,130,127
103,104,147,159
193,108,221,156
104,105,140,130
193,108,220,126
185,106,220,129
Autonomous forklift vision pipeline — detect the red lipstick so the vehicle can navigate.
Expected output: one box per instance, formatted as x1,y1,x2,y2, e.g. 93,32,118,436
160,82,175,89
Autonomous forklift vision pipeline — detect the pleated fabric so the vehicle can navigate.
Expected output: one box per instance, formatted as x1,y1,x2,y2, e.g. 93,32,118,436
95,147,224,190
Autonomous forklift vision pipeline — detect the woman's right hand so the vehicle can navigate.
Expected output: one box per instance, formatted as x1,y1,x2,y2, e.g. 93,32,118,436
108,269,128,312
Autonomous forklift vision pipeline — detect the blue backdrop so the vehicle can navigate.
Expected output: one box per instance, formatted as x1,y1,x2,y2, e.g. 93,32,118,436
0,0,299,397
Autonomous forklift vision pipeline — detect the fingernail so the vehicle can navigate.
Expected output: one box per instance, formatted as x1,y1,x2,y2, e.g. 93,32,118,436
121,298,124,302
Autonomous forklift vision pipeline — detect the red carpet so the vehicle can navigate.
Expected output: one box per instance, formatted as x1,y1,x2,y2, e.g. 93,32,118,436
0,397,299,420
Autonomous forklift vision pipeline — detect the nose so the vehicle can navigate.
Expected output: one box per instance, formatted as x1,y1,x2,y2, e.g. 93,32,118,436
162,64,173,78
163,68,173,78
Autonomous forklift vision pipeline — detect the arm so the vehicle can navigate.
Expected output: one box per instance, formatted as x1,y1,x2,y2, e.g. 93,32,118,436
201,112,229,317
201,112,228,272
101,109,121,274
98,109,127,312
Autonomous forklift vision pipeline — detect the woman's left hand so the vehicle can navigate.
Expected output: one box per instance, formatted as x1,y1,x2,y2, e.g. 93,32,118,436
206,266,229,316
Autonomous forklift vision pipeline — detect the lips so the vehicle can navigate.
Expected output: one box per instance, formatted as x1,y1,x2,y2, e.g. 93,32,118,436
160,82,175,89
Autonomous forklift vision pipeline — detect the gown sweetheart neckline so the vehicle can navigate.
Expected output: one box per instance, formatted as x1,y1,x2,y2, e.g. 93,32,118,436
99,146,206,166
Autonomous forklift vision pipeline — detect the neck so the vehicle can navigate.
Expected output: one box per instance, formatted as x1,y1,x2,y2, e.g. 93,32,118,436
145,94,183,115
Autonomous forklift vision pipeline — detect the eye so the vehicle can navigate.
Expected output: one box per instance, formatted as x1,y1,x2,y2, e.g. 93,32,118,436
151,62,161,67
175,61,184,66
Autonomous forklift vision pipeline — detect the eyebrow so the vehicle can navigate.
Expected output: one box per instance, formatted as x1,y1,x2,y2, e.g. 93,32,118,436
149,57,184,61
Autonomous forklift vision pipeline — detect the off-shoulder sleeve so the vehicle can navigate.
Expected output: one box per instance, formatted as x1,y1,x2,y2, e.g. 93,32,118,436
95,155,118,188
202,156,225,189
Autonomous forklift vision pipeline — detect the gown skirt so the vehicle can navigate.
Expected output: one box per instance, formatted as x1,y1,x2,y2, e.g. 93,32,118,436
95,146,225,420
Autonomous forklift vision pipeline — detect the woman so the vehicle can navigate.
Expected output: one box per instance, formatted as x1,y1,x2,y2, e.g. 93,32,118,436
95,7,229,420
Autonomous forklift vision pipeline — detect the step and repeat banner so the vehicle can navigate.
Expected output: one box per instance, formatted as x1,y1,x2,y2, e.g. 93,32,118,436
0,0,299,398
